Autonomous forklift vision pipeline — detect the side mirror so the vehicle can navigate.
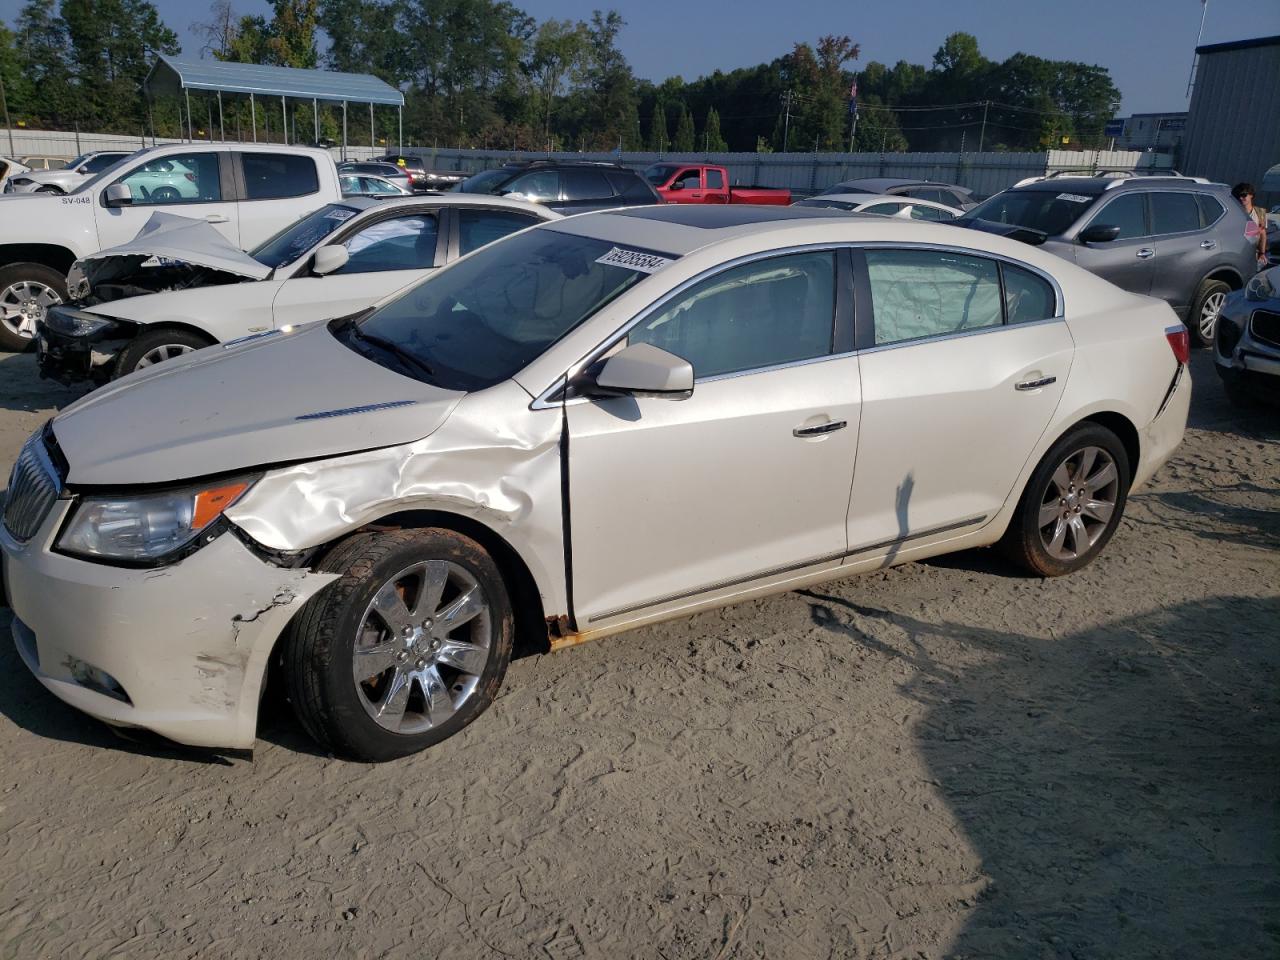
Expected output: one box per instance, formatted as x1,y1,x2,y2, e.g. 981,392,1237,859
104,183,132,207
583,342,694,400
1079,223,1121,244
312,245,350,276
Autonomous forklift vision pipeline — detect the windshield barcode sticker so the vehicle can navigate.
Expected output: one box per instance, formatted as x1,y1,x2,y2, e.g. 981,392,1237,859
324,209,357,220
595,247,673,273
1056,193,1092,203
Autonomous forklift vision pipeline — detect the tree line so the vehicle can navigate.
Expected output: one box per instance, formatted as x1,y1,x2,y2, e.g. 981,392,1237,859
0,0,1121,154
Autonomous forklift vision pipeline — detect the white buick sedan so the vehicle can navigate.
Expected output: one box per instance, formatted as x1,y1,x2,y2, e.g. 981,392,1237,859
0,206,1191,761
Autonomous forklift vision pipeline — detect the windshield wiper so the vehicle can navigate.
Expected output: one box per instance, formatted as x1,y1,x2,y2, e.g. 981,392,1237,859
348,326,435,379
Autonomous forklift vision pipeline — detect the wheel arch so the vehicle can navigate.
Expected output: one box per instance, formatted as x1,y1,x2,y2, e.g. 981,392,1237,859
1078,410,1140,475
127,320,221,345
317,509,552,657
1200,266,1243,291
0,243,77,275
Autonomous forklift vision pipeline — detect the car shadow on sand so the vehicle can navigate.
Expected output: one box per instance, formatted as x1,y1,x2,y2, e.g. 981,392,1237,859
800,589,1280,958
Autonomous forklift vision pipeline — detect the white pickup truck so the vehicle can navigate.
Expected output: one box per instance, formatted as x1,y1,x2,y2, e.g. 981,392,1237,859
0,142,343,350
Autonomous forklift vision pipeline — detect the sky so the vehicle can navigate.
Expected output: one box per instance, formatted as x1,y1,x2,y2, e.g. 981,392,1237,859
3,0,1278,115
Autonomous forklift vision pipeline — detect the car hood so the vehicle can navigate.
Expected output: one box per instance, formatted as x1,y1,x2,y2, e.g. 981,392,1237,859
72,213,272,292
52,320,464,486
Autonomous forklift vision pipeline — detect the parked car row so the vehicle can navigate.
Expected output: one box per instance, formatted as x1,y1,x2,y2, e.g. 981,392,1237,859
1,200,1192,762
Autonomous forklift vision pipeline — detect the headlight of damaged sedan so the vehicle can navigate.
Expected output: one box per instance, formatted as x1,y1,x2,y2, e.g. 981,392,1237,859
42,306,121,338
1245,269,1276,302
57,477,257,563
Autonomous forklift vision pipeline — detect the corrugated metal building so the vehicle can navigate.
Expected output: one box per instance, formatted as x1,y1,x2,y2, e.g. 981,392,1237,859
1182,35,1280,201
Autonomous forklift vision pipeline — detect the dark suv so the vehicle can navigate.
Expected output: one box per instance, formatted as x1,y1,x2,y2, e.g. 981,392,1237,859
375,155,467,191
957,176,1257,344
457,161,662,214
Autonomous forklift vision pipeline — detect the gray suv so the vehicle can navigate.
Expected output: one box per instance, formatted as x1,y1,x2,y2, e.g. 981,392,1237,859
957,177,1257,344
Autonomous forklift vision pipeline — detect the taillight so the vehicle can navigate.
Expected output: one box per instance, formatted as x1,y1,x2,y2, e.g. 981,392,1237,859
184,172,196,182
1165,325,1190,365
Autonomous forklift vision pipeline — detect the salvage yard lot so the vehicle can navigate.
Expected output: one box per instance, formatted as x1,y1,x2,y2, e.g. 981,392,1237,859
0,349,1276,959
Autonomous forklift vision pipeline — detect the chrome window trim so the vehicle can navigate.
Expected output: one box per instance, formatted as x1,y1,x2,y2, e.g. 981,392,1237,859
530,239,1066,410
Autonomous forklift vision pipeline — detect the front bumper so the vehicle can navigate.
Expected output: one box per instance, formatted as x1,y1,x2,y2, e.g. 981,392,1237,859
1214,297,1280,393
1,503,337,749
36,308,135,385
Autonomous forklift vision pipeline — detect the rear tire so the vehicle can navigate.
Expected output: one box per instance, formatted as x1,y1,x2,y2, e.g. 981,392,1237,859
116,327,213,377
0,261,67,352
1000,423,1131,577
1189,279,1231,347
284,529,514,762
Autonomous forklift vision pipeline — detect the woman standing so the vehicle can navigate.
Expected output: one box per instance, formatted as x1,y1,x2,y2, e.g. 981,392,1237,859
1232,182,1269,271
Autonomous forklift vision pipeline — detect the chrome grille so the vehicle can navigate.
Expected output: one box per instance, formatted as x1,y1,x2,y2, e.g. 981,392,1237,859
1249,310,1280,351
2,431,60,542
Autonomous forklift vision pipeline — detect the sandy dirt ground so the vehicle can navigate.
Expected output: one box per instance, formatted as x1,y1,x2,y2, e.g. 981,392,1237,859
0,348,1276,960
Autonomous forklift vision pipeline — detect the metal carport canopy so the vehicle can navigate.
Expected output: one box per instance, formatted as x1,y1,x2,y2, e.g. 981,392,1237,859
145,55,404,106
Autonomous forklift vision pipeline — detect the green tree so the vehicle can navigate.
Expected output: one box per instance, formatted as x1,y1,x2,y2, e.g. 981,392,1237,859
672,101,695,151
265,0,319,67
646,95,668,151
703,106,727,151
528,18,588,149
580,10,638,150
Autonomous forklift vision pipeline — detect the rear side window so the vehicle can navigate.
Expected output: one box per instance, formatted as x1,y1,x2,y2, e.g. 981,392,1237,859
1088,193,1146,240
458,209,542,256
1196,193,1225,228
706,169,724,189
866,249,1003,345
607,171,658,202
242,153,320,200
562,169,615,201
909,205,955,221
627,251,835,378
1151,192,1201,235
1002,264,1056,324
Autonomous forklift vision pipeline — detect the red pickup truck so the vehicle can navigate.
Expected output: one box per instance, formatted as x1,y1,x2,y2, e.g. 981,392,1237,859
644,163,791,205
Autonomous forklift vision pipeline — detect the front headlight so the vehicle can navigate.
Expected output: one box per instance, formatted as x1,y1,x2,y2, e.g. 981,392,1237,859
43,306,121,338
57,477,256,563
1245,269,1276,302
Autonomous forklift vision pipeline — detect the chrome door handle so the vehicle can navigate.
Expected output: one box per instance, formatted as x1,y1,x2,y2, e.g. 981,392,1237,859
793,420,847,437
1136,248,1154,259
205,214,230,223
1200,239,1217,249
1015,376,1056,391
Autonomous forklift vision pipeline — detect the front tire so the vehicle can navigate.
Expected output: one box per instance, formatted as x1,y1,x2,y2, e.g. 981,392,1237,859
285,529,515,762
1189,279,1231,347
1000,423,1131,577
116,327,213,376
0,261,67,351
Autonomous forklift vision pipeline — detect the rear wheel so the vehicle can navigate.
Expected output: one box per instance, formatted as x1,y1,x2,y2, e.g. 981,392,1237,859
0,262,67,351
116,327,213,377
284,529,514,762
1189,279,1231,347
1001,423,1131,577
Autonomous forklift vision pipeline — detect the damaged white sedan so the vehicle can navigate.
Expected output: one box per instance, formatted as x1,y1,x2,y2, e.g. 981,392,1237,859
1,206,1191,761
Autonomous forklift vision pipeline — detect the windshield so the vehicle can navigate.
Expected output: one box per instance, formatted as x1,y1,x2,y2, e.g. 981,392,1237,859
251,203,360,269
644,164,679,186
965,189,1099,236
458,169,514,195
339,229,668,391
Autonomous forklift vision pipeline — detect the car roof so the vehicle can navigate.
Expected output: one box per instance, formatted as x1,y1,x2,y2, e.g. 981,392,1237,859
805,192,956,210
337,193,562,219
835,177,967,193
1011,175,1224,195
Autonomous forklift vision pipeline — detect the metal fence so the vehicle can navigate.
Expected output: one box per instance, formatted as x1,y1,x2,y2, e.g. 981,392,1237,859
2,127,1174,197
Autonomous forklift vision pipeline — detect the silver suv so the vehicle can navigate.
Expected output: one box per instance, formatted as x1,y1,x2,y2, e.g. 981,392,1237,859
958,176,1257,344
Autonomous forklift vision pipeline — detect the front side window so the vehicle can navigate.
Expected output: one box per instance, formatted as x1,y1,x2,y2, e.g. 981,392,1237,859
242,153,320,200
458,168,512,194
1003,264,1056,324
337,214,439,273
114,152,220,205
1085,193,1147,240
458,209,541,256
340,175,360,194
672,168,702,191
866,249,1002,345
507,170,559,201
1150,192,1201,235
627,251,835,379
345,229,659,391
863,202,907,216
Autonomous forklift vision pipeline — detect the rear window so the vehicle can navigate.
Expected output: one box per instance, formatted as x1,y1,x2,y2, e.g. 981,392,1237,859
1150,192,1201,235
242,153,320,200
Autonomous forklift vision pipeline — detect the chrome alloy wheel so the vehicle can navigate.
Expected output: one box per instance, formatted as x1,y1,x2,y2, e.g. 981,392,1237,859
352,561,492,734
1198,289,1226,342
1037,445,1119,562
135,343,197,368
0,280,61,339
